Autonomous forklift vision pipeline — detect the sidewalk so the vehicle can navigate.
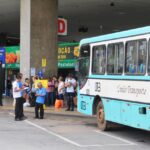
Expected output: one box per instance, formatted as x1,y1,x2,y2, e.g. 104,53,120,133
1,97,93,119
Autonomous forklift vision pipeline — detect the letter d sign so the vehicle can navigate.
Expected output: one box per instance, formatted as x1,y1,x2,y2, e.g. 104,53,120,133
58,18,67,36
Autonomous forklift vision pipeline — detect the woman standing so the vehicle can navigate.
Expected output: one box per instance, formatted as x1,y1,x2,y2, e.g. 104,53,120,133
57,76,65,107
46,77,55,106
52,76,58,105
23,78,31,107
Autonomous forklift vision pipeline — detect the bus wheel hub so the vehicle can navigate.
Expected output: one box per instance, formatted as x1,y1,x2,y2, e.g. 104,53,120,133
99,108,104,123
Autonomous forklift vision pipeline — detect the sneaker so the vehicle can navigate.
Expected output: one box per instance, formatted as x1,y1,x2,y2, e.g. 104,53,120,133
24,102,30,107
34,116,39,119
22,116,28,119
19,117,26,121
15,118,20,121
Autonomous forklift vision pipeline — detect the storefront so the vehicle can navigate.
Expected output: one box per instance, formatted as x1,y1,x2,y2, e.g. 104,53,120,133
58,42,79,78
4,43,79,80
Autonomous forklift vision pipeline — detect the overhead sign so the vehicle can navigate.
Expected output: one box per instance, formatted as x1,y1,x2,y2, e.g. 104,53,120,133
58,45,79,60
58,43,79,69
58,18,67,36
58,59,77,69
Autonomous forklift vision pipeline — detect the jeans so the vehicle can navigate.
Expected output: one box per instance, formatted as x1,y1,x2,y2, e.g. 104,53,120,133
35,102,44,118
0,93,2,106
46,92,55,106
15,97,24,119
6,88,12,97
66,92,74,111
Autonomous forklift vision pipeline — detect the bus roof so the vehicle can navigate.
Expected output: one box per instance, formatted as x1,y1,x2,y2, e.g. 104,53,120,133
80,26,150,46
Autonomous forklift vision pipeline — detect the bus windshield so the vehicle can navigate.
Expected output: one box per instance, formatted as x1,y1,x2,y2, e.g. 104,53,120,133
78,45,90,89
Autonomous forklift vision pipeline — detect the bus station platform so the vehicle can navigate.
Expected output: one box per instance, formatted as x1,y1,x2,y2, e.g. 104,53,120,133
0,97,90,119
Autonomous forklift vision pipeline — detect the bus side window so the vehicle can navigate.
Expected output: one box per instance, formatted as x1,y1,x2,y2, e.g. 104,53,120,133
107,43,124,74
137,40,147,74
125,41,137,74
148,40,150,74
92,45,106,74
125,39,147,75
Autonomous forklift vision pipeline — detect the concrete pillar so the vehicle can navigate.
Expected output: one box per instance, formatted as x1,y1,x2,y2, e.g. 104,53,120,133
20,0,58,78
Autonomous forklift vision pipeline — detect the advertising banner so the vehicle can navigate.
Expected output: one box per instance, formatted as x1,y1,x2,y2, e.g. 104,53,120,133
5,46,20,69
58,43,79,69
0,47,5,67
35,80,48,89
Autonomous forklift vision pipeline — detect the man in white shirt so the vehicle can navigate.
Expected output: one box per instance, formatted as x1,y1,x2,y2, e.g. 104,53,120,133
13,74,26,121
65,73,77,111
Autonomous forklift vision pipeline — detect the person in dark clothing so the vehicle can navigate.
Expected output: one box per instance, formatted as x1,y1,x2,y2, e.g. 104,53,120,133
0,65,4,106
0,91,2,106
35,82,46,119
6,76,12,97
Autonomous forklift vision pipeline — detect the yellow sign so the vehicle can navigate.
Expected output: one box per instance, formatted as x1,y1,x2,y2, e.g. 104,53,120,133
74,46,79,57
35,80,48,89
42,58,46,67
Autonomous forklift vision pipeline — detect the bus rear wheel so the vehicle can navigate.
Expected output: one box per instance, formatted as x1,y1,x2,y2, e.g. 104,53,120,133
96,101,110,131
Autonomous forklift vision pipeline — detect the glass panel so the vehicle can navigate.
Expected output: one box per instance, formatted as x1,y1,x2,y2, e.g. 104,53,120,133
117,44,124,73
107,43,124,74
137,40,147,74
148,41,150,73
92,45,106,74
78,45,90,89
78,57,90,88
80,45,90,57
125,41,137,74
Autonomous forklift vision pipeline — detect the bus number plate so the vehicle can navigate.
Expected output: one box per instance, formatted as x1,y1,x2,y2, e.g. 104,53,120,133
95,82,101,92
81,101,86,110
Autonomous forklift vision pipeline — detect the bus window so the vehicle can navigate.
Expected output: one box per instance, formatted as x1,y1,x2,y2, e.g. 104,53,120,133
137,40,147,74
148,40,150,73
92,45,106,74
107,43,124,74
125,41,137,74
125,39,147,75
78,45,90,89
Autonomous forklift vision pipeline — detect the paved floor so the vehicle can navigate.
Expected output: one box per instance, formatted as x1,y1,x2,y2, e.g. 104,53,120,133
0,104,150,150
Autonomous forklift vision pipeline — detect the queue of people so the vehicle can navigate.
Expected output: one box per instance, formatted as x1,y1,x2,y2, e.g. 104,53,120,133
11,72,77,121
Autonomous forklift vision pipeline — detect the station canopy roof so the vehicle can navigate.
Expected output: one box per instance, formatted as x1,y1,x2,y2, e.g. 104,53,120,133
0,0,150,42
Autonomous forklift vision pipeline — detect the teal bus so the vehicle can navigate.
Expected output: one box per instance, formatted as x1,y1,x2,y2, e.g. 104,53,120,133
77,26,150,131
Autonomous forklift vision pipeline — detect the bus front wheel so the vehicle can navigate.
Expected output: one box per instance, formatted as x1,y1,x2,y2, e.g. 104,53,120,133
96,101,110,131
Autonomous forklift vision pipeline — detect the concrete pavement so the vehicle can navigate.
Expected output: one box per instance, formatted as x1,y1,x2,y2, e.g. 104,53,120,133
1,97,150,150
